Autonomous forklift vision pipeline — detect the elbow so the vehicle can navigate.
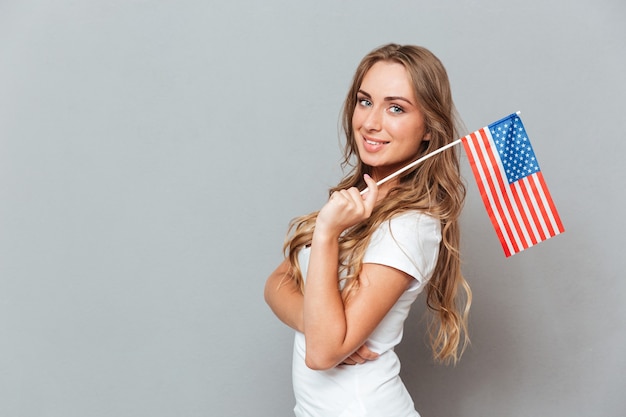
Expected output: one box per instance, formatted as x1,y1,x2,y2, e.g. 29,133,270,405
263,281,272,306
264,277,278,308
304,352,339,371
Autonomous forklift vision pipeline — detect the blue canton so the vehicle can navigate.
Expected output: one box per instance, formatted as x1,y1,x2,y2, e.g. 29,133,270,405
489,115,540,184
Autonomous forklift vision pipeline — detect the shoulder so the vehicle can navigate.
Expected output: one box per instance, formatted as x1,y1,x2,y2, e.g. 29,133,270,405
364,210,441,284
386,210,441,235
373,211,441,248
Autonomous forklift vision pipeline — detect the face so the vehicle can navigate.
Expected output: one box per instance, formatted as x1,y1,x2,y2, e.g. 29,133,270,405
352,61,430,181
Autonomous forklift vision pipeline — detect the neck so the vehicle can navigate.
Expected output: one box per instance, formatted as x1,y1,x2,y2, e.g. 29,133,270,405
370,171,398,202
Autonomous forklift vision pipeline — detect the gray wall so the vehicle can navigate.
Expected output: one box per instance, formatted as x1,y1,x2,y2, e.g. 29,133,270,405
1,1,624,416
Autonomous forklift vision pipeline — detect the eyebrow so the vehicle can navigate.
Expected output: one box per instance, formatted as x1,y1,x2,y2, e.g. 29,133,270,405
357,89,415,106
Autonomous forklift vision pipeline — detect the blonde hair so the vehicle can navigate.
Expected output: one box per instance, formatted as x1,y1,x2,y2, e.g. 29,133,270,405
283,44,471,364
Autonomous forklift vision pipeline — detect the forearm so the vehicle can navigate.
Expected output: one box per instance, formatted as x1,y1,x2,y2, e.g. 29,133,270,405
264,255,379,369
301,174,380,369
303,230,350,369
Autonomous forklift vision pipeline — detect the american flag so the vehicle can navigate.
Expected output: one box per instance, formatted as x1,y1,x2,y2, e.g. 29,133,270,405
461,113,564,257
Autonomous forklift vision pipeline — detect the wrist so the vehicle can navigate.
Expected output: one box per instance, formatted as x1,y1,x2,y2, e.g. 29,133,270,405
313,215,343,240
312,228,340,245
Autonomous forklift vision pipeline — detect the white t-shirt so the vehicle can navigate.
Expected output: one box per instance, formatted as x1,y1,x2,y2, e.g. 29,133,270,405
292,211,442,417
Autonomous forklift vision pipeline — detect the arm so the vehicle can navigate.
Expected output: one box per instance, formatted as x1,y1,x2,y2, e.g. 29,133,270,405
303,175,412,370
305,257,412,369
264,259,304,332
265,258,381,364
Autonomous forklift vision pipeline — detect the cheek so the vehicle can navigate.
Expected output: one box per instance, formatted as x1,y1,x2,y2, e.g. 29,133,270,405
395,120,427,141
351,108,365,129
386,119,413,139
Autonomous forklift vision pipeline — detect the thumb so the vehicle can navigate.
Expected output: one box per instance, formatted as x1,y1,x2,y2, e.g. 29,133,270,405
362,174,379,209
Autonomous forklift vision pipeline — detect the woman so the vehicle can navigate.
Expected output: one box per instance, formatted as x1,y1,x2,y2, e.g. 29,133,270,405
265,43,471,417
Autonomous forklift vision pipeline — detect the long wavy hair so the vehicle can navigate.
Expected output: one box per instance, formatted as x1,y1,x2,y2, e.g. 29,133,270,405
283,44,471,364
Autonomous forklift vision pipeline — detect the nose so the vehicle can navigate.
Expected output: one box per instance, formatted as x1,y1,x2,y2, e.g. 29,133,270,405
363,107,382,132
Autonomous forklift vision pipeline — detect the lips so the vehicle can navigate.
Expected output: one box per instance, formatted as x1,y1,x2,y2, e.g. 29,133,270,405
362,136,389,152
365,138,389,145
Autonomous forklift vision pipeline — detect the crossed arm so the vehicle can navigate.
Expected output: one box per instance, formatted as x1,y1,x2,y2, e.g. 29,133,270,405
264,175,413,370
265,258,412,369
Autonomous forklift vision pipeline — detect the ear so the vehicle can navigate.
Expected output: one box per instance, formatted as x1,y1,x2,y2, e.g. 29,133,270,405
423,131,431,141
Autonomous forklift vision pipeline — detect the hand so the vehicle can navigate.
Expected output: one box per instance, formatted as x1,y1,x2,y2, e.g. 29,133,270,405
316,174,379,237
340,344,380,366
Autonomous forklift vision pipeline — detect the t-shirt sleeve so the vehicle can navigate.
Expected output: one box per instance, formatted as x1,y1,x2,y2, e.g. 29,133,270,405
362,212,442,286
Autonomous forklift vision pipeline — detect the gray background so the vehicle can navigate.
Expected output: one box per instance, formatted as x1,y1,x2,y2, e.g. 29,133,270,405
1,1,624,416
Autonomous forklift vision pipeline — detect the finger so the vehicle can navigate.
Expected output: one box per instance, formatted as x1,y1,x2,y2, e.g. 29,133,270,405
351,352,367,364
362,174,379,210
330,190,346,201
342,358,356,365
346,187,367,208
336,189,356,205
356,344,380,361
328,191,350,211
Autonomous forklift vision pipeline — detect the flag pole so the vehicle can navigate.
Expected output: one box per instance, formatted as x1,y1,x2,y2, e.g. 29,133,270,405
360,111,521,195
360,139,461,195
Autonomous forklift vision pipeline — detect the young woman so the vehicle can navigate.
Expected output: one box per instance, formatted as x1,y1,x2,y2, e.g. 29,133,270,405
265,43,471,417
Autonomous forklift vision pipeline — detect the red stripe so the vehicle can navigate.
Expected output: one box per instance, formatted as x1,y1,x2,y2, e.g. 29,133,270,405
517,178,547,242
536,171,565,234
463,131,514,256
462,133,510,256
509,181,538,248
528,174,556,237
479,129,522,253
464,132,516,257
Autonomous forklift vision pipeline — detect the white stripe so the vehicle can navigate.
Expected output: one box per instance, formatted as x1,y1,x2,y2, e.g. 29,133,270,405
465,131,515,255
478,129,526,251
504,183,534,250
518,177,547,244
531,174,562,236
521,176,551,238
512,180,542,244
483,129,542,250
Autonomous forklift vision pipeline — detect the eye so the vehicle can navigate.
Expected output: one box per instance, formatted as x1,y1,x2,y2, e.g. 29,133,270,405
357,96,372,107
389,105,404,114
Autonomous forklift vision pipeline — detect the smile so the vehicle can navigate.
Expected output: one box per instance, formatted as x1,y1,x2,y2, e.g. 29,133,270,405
362,136,390,154
365,138,389,145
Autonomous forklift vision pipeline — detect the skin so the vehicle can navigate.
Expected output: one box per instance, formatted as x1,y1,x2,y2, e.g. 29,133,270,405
264,257,379,365
353,61,430,184
264,61,431,370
